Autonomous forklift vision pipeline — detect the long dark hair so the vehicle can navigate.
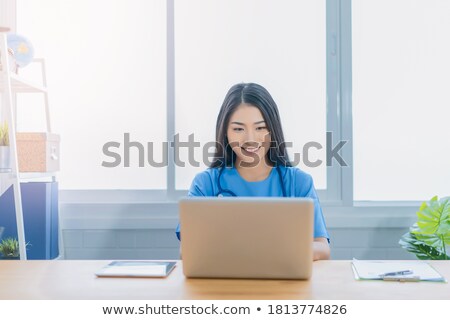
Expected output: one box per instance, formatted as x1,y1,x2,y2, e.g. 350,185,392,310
210,83,292,168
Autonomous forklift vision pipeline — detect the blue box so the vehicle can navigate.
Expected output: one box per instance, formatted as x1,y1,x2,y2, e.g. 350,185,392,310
0,182,59,259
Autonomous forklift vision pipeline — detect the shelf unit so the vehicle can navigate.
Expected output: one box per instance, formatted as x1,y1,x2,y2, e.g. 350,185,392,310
0,72,47,93
0,31,54,260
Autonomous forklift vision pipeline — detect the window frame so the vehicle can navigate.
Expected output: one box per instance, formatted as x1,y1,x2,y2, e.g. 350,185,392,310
163,0,353,205
9,0,353,206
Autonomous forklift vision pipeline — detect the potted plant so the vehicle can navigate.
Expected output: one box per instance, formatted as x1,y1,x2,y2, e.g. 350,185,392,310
0,121,11,171
399,196,450,260
0,237,30,259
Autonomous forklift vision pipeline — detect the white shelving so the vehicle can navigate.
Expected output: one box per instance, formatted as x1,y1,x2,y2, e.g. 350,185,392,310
0,32,54,260
0,72,47,93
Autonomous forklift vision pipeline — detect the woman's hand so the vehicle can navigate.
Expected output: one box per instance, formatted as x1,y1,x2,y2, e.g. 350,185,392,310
313,237,330,261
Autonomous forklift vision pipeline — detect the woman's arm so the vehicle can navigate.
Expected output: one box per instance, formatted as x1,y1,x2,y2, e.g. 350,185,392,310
313,237,330,261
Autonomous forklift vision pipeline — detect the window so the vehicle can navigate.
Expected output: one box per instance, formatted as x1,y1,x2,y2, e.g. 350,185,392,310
14,0,347,202
174,0,327,190
353,0,450,201
17,0,167,189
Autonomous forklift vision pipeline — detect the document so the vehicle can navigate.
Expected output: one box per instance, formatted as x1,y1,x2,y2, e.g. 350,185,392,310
351,259,446,282
95,261,176,278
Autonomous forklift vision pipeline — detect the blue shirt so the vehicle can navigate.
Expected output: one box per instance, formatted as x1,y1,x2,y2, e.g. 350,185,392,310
176,166,329,241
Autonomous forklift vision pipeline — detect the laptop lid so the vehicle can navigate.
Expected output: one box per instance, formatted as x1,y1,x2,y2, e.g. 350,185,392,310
179,197,314,280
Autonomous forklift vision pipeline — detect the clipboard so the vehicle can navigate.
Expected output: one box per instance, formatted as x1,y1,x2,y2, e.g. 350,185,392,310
95,261,177,278
351,259,446,282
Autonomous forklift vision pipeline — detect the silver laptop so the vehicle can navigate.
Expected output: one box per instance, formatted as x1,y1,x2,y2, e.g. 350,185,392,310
179,197,314,280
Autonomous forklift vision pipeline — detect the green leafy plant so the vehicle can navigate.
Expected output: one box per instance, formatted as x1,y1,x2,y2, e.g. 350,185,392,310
0,121,9,146
0,237,30,258
399,196,450,259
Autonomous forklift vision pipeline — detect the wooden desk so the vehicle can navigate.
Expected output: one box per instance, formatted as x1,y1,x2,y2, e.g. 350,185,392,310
0,260,448,299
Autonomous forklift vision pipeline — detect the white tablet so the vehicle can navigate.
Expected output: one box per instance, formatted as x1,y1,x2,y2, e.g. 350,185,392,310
95,261,176,278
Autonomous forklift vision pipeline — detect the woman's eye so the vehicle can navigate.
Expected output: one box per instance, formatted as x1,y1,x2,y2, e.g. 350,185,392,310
233,128,244,132
256,126,267,131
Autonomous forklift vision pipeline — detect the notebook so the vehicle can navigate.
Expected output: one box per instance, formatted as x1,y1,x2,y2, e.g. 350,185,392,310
95,261,176,278
351,259,446,282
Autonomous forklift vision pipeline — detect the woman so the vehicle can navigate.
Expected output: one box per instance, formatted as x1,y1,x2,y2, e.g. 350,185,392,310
176,83,330,260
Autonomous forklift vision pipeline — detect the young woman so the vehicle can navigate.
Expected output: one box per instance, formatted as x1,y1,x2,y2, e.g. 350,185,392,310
176,83,330,260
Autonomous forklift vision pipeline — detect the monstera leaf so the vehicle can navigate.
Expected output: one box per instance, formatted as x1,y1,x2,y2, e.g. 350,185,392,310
400,226,449,260
399,196,450,260
414,196,450,249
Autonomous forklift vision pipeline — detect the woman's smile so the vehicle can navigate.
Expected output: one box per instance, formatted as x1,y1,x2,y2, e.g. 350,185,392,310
241,145,261,154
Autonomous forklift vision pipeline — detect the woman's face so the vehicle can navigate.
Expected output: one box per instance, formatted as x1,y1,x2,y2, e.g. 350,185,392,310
226,104,271,167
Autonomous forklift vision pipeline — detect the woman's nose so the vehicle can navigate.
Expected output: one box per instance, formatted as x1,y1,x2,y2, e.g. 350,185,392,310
244,129,255,142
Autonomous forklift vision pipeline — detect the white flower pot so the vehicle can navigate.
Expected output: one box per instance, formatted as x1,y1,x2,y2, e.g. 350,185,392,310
0,146,11,172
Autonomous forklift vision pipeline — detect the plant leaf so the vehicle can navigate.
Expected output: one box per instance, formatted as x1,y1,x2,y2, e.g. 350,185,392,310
399,231,449,260
415,233,448,254
0,237,20,258
0,121,9,146
415,196,450,246
438,197,450,241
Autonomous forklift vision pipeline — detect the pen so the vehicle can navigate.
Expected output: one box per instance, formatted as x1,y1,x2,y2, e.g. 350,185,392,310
379,270,413,277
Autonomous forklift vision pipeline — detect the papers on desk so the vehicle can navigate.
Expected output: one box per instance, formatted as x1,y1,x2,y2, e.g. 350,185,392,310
95,261,176,278
351,259,446,282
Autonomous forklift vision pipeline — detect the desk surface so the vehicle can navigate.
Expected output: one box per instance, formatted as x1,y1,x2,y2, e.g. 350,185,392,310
0,260,449,299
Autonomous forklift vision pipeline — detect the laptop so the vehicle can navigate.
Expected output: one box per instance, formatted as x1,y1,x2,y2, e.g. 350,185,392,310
179,197,314,280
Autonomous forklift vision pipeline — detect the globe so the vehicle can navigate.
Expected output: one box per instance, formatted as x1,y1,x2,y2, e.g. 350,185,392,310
7,33,34,68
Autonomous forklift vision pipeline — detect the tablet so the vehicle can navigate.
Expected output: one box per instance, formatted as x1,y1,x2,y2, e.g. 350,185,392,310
95,261,176,278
